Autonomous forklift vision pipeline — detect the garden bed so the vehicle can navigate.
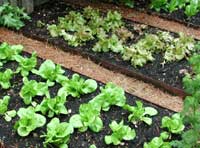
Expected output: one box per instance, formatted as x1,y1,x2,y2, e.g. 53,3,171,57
18,0,194,97
133,1,200,28
0,50,176,148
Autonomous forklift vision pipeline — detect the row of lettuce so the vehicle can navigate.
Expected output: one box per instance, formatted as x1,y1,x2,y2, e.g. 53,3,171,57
101,0,200,17
0,42,193,148
1,3,199,68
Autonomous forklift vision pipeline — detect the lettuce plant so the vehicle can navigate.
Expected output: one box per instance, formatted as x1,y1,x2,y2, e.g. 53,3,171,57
90,82,126,111
0,96,10,115
103,11,123,32
0,42,23,63
35,96,68,118
69,103,103,132
58,74,97,98
20,77,51,105
92,34,124,53
161,113,185,134
14,106,46,137
104,120,136,145
0,69,13,89
0,3,30,29
123,101,158,125
41,118,74,148
32,60,66,85
143,132,171,148
14,52,37,77
0,96,16,122
150,0,200,17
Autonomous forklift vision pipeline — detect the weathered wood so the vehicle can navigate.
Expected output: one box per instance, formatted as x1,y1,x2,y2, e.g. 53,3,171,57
0,0,49,13
21,0,33,13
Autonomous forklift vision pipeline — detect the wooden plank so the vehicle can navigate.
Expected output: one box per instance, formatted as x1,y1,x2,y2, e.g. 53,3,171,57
34,0,49,6
21,0,33,13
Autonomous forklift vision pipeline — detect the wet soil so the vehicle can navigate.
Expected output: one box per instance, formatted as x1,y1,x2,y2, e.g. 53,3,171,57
0,52,176,148
18,0,192,96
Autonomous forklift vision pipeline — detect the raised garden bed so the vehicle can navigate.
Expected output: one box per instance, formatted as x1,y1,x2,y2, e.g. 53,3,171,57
0,45,177,148
18,0,196,97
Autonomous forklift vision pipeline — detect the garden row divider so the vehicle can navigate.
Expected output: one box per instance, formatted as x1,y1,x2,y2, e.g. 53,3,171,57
63,0,200,40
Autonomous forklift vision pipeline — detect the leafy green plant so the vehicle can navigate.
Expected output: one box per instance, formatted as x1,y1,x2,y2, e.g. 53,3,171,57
0,69,13,89
41,117,74,148
161,113,185,134
89,144,97,148
0,3,30,29
103,10,123,32
143,132,171,148
35,96,68,118
104,120,136,145
123,101,158,125
0,96,10,115
58,74,97,98
92,34,124,53
170,54,200,148
122,34,163,67
14,52,37,77
69,103,103,132
0,96,16,122
150,0,200,17
90,82,126,111
14,106,46,137
20,77,51,105
0,42,23,63
32,60,65,85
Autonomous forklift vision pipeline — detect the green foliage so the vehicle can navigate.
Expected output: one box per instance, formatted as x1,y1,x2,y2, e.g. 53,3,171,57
143,132,171,148
32,60,65,85
122,34,163,67
92,34,124,53
14,106,46,137
150,0,200,17
161,113,185,134
20,77,51,105
4,110,16,122
15,52,37,77
0,3,30,29
171,54,200,148
0,96,10,115
58,74,97,98
123,101,158,125
90,82,126,111
35,96,68,118
89,144,97,148
0,42,23,63
41,118,74,148
104,120,136,145
69,103,103,132
0,69,13,89
103,11,123,32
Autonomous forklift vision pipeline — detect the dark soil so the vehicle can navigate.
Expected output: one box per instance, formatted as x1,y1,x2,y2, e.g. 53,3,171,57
132,0,200,28
19,0,191,96
0,51,177,148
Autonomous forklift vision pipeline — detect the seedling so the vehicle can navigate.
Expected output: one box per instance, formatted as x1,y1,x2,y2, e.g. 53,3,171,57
15,52,37,77
20,77,51,105
104,120,136,145
14,106,46,137
0,69,13,89
90,82,126,111
58,74,97,98
123,101,158,125
69,103,103,132
161,113,185,134
41,118,74,148
35,96,68,118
